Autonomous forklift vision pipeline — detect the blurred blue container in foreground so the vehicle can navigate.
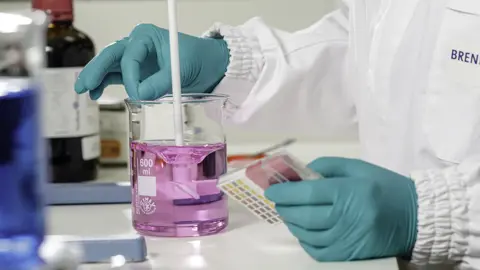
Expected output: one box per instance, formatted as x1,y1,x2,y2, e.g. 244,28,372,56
0,10,48,269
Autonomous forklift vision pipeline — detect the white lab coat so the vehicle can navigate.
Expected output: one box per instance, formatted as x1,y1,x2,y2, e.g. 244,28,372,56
204,0,480,269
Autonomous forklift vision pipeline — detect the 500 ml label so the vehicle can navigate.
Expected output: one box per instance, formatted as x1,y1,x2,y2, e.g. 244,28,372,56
139,158,154,174
136,155,157,215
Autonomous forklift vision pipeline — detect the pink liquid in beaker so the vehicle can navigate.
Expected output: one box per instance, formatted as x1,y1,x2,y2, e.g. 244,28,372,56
130,140,228,237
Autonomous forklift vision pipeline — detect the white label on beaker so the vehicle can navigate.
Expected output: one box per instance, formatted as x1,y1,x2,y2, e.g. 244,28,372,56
41,67,100,138
138,176,157,197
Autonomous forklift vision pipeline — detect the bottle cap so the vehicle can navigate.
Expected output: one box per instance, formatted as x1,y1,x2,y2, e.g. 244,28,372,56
32,0,73,22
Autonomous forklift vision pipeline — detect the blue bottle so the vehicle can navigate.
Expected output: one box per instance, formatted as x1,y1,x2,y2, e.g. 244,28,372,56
0,10,48,270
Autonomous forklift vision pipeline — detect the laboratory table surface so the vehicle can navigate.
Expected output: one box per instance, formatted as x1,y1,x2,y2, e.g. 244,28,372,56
47,141,400,270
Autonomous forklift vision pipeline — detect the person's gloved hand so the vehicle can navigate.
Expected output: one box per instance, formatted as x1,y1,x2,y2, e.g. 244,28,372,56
265,157,418,261
74,24,230,100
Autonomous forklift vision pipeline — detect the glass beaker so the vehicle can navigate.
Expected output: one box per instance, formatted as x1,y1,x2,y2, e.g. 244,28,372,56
125,93,229,237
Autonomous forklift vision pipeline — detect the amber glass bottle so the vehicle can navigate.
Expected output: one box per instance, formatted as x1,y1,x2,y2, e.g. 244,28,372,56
33,0,99,183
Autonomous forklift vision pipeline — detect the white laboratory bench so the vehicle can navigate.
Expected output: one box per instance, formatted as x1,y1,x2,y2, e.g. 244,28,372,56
47,141,400,270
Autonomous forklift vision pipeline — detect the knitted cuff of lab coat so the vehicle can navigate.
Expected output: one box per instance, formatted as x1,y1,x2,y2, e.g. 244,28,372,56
410,168,468,265
203,23,264,82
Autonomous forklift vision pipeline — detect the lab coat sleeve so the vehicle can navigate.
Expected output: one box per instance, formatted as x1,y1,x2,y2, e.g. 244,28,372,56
202,6,357,138
411,158,480,269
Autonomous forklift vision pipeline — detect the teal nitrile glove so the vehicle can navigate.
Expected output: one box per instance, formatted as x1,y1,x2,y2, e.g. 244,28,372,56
74,24,230,100
265,157,418,261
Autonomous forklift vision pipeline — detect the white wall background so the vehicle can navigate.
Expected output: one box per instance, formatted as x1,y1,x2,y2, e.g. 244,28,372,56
0,0,345,143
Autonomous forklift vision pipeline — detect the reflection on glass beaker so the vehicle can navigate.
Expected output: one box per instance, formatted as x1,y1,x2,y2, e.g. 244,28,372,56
125,94,229,237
